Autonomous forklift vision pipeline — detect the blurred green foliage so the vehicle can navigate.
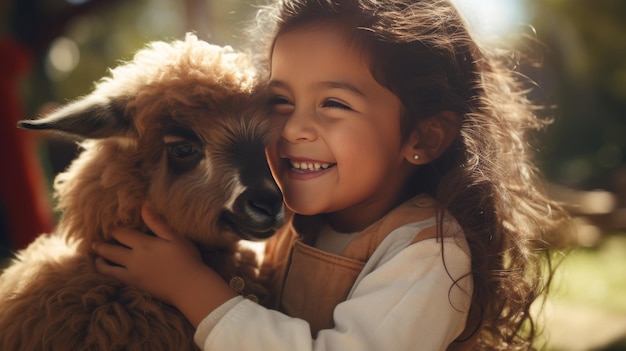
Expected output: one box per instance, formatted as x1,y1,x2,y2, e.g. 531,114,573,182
527,0,626,190
10,0,256,117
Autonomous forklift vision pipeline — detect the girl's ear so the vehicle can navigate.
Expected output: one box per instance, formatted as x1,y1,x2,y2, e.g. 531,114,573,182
402,110,460,165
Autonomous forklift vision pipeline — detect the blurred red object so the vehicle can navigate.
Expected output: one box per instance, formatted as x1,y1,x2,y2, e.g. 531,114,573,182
0,36,54,250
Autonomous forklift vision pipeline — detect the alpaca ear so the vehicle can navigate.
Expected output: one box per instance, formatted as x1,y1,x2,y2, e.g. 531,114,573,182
18,96,133,139
403,110,460,165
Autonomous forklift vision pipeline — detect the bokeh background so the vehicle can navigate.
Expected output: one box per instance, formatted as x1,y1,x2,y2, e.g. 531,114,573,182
1,0,625,350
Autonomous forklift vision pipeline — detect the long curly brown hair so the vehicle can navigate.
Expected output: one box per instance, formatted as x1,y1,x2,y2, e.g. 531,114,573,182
250,0,571,349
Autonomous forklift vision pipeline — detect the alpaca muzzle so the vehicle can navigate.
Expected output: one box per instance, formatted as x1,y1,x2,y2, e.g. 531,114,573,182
221,186,285,241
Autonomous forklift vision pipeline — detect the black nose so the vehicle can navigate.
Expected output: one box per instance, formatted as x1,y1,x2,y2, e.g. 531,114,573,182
243,188,283,222
222,186,284,240
247,198,282,219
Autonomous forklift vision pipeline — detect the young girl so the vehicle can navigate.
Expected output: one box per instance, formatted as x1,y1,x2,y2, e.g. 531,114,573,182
93,0,569,349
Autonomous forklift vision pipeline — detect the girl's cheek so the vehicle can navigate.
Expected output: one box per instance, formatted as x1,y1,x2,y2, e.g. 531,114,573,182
265,146,282,180
266,115,287,142
269,123,284,143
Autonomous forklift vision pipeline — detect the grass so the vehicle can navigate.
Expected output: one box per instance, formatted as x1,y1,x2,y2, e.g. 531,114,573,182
552,233,626,312
538,232,626,351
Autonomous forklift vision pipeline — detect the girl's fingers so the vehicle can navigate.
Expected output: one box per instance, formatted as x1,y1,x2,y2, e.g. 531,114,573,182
92,241,131,267
141,202,178,242
94,256,130,283
109,227,150,248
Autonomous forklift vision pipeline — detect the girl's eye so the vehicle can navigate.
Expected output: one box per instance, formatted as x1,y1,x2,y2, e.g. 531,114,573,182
270,96,292,106
269,95,294,116
322,99,352,110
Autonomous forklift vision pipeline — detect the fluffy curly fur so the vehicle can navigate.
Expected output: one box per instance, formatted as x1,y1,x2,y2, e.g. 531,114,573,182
0,33,284,351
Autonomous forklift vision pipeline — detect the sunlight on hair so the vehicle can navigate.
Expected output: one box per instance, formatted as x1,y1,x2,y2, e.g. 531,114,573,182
450,0,528,44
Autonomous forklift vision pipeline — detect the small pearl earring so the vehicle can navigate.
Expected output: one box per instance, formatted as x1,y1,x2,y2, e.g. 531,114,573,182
413,154,420,160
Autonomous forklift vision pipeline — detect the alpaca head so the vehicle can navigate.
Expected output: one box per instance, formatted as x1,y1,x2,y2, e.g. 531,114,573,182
19,34,284,250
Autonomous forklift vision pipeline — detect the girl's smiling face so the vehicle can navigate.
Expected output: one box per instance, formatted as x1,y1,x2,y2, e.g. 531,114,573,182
266,23,417,232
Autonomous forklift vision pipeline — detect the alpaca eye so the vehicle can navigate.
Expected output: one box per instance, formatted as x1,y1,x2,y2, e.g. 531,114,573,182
166,141,203,174
168,141,196,158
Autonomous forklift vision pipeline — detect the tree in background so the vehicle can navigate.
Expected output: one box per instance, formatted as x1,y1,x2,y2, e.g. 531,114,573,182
528,0,626,196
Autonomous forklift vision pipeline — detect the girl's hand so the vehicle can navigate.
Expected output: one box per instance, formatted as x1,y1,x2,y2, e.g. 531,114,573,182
93,203,236,327
93,203,201,304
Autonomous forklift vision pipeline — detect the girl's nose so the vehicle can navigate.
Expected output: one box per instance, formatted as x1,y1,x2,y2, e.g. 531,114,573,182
281,108,317,143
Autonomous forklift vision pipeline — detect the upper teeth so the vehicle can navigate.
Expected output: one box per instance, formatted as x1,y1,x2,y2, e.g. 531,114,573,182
291,161,331,171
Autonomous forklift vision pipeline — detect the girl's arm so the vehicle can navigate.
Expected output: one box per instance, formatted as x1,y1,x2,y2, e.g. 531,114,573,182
92,203,237,327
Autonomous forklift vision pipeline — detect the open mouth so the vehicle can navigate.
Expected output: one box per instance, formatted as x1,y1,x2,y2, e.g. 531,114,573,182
288,159,336,173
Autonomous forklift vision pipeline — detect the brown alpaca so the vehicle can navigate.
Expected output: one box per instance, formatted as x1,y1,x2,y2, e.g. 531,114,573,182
0,34,284,351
